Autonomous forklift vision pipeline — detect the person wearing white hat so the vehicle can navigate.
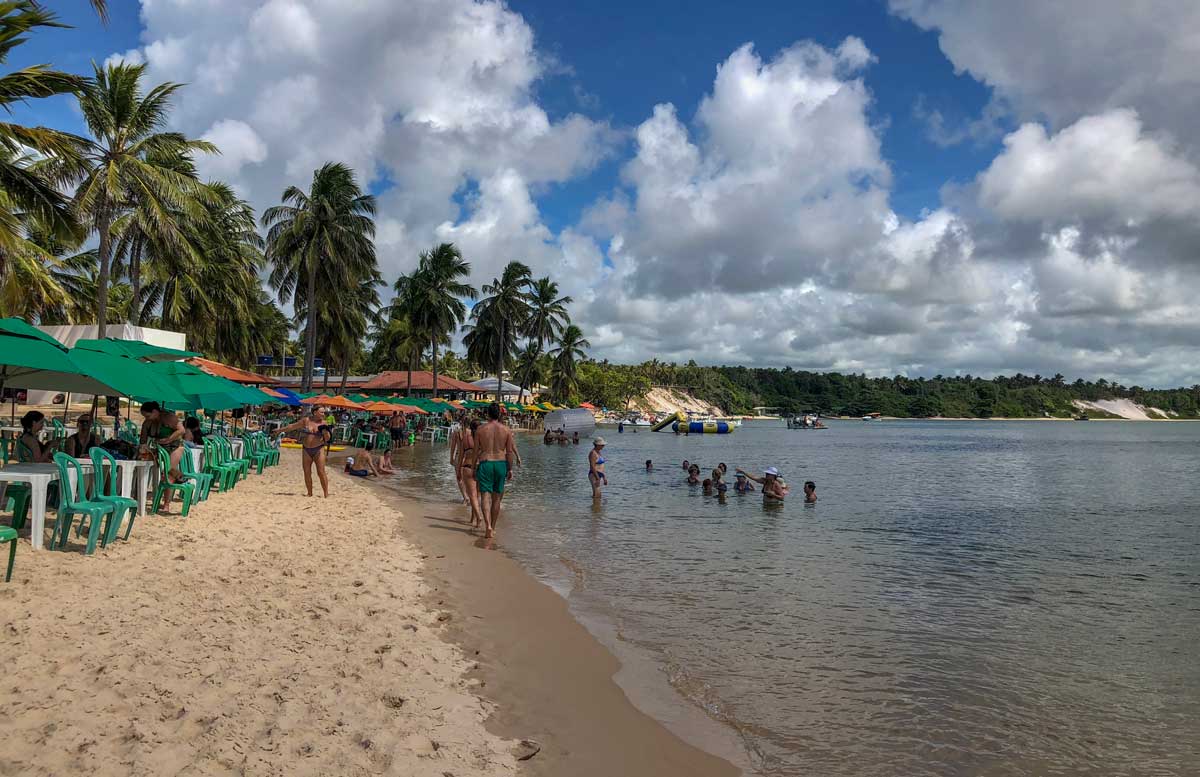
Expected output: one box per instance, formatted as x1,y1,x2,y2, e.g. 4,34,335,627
735,465,788,502
588,437,608,500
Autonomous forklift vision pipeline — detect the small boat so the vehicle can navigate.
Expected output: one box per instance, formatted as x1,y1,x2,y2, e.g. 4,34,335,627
862,412,882,421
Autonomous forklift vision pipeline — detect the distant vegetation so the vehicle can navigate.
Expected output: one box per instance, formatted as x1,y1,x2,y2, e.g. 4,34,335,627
576,361,1200,418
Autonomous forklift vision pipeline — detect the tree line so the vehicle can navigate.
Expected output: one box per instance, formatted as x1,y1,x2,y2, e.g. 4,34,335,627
0,3,592,400
574,361,1200,418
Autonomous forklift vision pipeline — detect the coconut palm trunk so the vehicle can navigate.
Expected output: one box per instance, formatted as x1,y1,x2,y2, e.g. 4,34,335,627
431,336,440,398
128,236,143,326
496,320,506,404
95,209,113,337
302,258,318,391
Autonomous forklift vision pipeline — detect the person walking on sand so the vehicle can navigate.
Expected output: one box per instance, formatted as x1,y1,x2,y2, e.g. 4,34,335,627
448,413,468,504
273,406,332,498
459,419,484,529
588,437,608,500
475,403,517,538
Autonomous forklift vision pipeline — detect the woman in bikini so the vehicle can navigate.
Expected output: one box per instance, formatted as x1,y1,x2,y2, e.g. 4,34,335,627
588,437,608,500
459,419,485,529
274,406,332,498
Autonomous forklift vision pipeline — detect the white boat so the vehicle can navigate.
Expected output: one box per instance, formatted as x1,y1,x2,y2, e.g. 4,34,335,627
596,415,652,428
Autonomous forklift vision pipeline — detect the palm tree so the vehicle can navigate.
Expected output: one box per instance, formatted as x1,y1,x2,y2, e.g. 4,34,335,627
512,342,545,402
549,324,591,402
519,276,571,400
263,162,377,391
0,3,86,258
372,310,427,387
71,62,215,335
406,243,474,397
111,148,206,324
469,260,532,403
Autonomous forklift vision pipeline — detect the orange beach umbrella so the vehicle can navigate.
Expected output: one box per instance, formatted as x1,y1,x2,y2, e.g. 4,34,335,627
302,394,366,411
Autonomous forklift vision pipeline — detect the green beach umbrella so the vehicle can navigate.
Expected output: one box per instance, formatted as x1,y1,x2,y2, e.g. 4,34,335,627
66,347,191,405
0,318,126,396
150,361,249,411
74,337,199,362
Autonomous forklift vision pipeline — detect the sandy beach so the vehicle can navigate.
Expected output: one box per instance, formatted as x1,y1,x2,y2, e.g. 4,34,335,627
0,449,739,776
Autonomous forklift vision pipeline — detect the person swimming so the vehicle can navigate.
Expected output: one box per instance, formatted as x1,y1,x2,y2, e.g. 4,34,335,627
734,472,755,494
702,478,713,495
645,459,653,471
804,481,817,503
687,464,701,485
681,459,690,471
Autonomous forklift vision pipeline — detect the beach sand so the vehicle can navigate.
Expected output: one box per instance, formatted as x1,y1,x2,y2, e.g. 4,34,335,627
1,450,517,776
0,449,740,776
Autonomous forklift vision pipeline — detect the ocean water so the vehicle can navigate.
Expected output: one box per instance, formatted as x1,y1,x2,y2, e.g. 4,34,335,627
385,419,1200,776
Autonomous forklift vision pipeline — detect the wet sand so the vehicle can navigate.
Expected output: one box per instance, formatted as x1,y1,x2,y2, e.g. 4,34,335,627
375,480,743,777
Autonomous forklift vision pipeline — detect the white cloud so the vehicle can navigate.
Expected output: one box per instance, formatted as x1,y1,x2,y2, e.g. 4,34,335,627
888,0,1200,138
113,1,1200,386
122,0,617,284
977,110,1200,225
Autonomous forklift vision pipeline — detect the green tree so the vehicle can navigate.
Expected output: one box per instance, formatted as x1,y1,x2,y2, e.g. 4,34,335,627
518,276,571,400
405,243,474,397
71,62,215,335
467,260,532,402
549,324,590,402
0,3,86,259
263,162,377,391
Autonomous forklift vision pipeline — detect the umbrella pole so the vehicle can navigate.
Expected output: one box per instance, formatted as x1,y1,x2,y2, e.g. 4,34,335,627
63,392,71,422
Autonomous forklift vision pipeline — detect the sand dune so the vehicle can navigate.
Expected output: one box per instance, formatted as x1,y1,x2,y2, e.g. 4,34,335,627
1072,398,1171,420
0,450,517,776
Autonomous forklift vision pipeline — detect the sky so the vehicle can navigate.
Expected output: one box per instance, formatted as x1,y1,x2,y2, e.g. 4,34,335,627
15,0,1200,387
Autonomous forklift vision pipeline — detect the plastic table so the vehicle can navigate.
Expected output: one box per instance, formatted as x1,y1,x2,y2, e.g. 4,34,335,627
0,462,91,551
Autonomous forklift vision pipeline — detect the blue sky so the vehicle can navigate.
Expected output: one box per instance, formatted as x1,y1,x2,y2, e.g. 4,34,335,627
12,1,1200,386
509,0,1000,228
17,0,997,226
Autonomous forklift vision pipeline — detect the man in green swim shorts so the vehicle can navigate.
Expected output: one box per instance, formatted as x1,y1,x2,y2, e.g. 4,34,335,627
474,403,518,538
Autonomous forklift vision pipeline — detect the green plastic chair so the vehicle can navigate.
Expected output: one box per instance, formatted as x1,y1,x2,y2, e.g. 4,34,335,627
4,488,30,531
238,434,270,475
88,447,139,543
1,525,15,582
251,432,280,467
178,445,213,501
202,438,239,492
50,452,116,554
216,437,250,481
151,445,196,517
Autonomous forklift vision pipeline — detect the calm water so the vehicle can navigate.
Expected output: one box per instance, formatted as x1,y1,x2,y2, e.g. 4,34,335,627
386,420,1200,776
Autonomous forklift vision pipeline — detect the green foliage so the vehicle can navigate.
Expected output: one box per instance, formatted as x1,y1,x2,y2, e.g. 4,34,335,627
573,362,1200,418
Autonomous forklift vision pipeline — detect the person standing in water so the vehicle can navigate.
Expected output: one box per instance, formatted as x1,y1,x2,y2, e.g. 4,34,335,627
475,403,517,538
736,466,788,502
804,481,817,503
588,437,608,500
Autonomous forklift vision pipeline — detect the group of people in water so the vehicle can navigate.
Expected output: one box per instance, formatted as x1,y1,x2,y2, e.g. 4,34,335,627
679,459,815,503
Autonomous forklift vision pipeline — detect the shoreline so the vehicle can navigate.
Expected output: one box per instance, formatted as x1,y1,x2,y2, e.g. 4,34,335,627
367,467,745,777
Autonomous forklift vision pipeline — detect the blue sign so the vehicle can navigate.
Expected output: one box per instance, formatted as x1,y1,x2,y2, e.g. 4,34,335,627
256,355,273,366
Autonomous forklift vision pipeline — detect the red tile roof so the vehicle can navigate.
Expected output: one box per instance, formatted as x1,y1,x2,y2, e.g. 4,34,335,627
190,357,276,385
361,371,481,393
